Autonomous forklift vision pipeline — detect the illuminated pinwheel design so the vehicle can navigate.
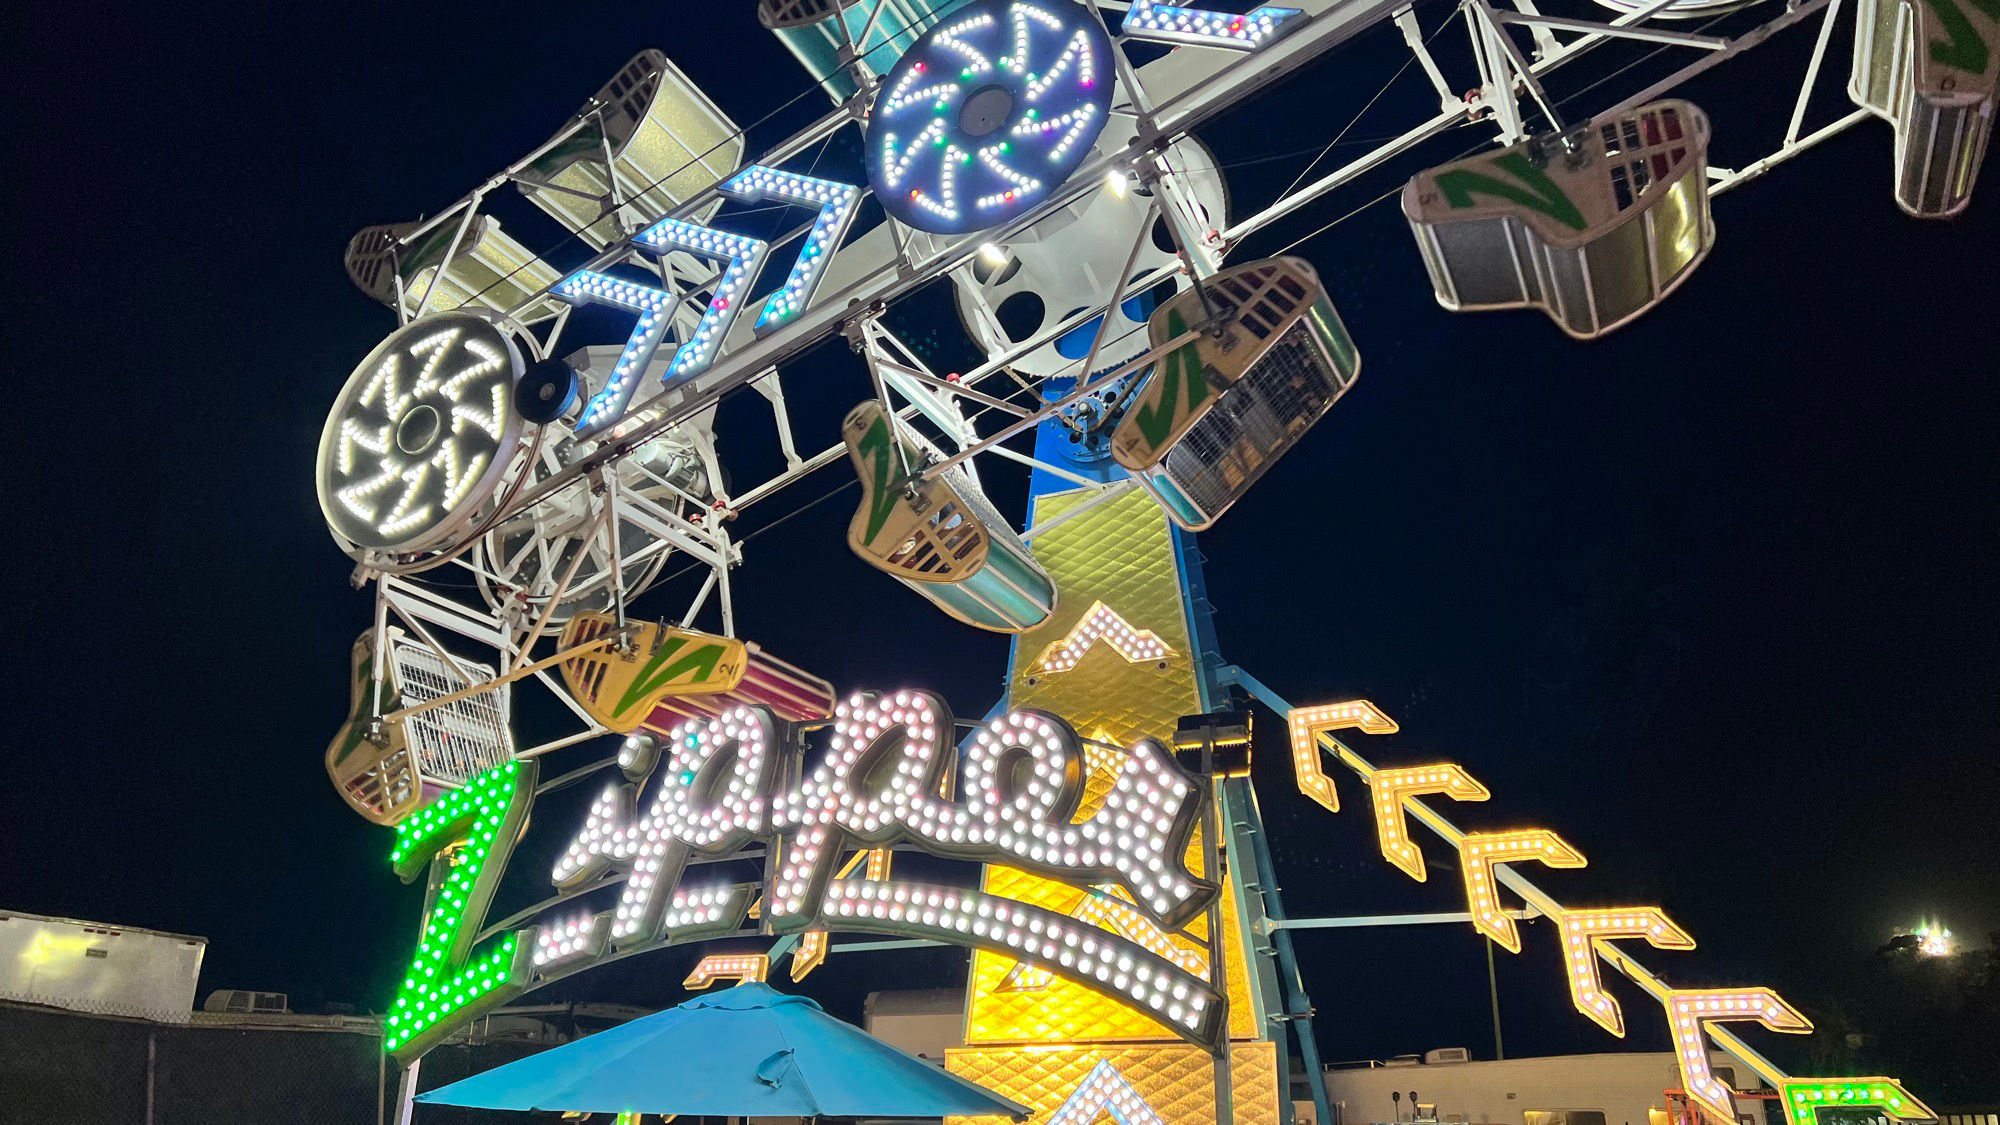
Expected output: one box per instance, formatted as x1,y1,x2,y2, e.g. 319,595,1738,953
866,0,1114,235
316,312,527,560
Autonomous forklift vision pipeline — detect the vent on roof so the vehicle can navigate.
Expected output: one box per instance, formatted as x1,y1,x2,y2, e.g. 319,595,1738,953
203,990,289,1015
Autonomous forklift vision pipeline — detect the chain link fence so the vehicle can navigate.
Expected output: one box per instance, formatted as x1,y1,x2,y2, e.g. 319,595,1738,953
0,1002,556,1125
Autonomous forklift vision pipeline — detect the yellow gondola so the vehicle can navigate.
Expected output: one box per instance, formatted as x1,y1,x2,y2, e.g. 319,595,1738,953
324,628,514,827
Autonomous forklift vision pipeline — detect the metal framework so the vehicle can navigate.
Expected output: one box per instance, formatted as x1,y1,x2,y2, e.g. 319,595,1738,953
330,2,1960,1121
343,0,1885,738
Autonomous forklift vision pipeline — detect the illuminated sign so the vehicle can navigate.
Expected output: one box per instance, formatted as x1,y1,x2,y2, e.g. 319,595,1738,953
1281,698,1900,1124
866,0,1114,234
315,313,526,558
1121,0,1305,49
381,691,1226,1062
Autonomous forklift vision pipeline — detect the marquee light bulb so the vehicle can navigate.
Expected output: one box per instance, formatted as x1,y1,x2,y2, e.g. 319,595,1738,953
767,692,1216,934
1121,0,1305,50
865,0,1113,234
1003,885,1210,992
383,760,535,1058
317,316,522,555
552,271,677,434
550,708,779,948
1029,601,1173,676
820,877,1222,1042
1368,765,1490,880
718,166,861,335
1286,700,1399,812
1458,830,1586,953
1045,1060,1168,1125
1557,907,1694,1036
1777,1080,1934,1125
683,952,769,989
1661,988,1811,1125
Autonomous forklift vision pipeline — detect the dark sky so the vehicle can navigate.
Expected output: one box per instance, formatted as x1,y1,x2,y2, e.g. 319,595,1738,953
7,0,1997,1075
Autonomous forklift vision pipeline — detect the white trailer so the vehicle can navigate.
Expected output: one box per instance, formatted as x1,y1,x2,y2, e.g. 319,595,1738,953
0,911,205,1023
1315,1050,1769,1125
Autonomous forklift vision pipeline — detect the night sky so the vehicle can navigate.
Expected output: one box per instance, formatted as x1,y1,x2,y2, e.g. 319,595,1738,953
8,0,1997,1082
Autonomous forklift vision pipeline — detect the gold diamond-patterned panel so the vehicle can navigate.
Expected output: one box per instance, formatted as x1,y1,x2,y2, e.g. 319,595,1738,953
1011,487,1201,744
965,838,1258,1044
963,485,1258,1045
946,1040,1279,1125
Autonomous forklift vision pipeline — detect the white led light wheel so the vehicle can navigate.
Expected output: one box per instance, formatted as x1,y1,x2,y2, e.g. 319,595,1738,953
316,311,529,568
866,0,1114,234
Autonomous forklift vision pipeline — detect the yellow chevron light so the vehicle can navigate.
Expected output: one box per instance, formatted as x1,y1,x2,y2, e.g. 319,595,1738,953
1286,700,1398,812
1368,765,1490,880
1029,601,1173,676
683,953,769,989
1557,907,1694,1035
790,930,828,981
1778,1079,1934,1125
1663,988,1811,1123
1459,830,1586,952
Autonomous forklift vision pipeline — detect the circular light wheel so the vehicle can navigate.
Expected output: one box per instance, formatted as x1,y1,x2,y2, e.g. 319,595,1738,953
316,311,528,566
866,0,1114,235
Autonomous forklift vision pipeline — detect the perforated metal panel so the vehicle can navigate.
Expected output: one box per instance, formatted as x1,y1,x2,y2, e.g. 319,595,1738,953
1118,259,1360,531
389,635,512,787
343,214,562,323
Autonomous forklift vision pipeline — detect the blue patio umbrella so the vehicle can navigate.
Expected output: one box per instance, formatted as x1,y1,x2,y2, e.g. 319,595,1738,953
414,982,1028,1119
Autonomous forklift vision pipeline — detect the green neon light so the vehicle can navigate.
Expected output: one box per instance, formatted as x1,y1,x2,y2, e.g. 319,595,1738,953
383,759,537,1058
1781,1079,1933,1125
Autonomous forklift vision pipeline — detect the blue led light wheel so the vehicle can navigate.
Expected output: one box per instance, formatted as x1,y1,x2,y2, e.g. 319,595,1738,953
866,0,1114,235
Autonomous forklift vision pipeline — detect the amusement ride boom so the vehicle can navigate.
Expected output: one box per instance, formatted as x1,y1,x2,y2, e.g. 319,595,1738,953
312,0,1985,1122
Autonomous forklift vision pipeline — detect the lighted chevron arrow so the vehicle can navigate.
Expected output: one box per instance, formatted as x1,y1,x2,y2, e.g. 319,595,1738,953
1663,988,1811,1124
683,952,769,989
1121,0,1304,50
1030,601,1173,676
1369,765,1490,881
1557,907,1694,1036
1286,700,1399,812
1001,885,1209,991
1045,1059,1167,1125
1459,830,1586,952
1778,1079,1935,1125
790,929,829,981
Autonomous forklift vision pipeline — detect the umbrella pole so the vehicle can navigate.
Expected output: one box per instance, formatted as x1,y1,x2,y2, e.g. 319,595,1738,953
391,1058,423,1125
1200,751,1235,1125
